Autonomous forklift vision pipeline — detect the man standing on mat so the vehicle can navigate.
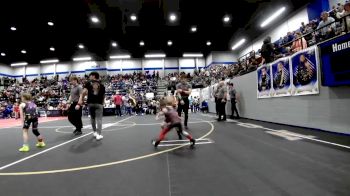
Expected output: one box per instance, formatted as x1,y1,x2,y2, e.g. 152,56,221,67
216,79,227,121
228,83,240,119
67,76,83,135
77,72,105,140
176,75,192,130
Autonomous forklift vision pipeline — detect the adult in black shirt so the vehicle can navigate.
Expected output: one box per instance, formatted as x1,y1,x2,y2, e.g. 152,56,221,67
260,36,275,64
78,72,105,140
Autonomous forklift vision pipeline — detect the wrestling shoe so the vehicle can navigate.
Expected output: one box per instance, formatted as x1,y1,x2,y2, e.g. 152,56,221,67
93,132,98,138
152,140,160,147
36,142,46,148
96,134,104,141
19,145,30,152
190,139,196,148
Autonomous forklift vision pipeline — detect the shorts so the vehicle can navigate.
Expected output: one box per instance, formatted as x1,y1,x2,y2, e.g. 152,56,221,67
23,117,38,129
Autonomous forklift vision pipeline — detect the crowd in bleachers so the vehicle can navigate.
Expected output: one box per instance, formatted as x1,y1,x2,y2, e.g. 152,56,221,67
239,1,350,71
162,1,350,89
0,71,162,118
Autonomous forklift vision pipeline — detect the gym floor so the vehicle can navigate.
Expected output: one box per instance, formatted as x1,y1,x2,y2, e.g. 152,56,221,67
0,113,349,196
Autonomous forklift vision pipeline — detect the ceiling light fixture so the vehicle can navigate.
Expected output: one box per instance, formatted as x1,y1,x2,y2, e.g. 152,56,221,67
11,62,28,67
78,44,84,49
91,16,100,23
50,47,55,51
48,21,54,26
11,26,16,31
145,54,166,58
168,40,173,46
223,15,231,23
169,14,177,22
110,55,131,59
73,56,92,61
40,59,59,64
1,53,5,56
191,26,197,32
112,42,117,47
183,53,203,57
140,41,145,46
206,41,212,46
261,7,286,28
21,50,26,54
130,14,137,21
231,38,246,50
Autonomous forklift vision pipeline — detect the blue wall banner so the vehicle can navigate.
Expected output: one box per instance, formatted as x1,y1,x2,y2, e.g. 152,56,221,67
291,46,319,96
319,33,350,86
257,64,272,98
271,58,292,97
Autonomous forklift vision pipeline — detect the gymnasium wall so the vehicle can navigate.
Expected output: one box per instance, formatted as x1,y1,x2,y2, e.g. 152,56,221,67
206,70,350,135
0,64,13,77
0,57,208,79
239,7,309,58
164,58,179,75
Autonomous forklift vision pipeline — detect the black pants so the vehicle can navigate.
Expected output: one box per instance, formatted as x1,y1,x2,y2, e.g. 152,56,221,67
217,99,226,120
68,102,83,131
115,105,121,116
231,99,240,118
177,97,189,127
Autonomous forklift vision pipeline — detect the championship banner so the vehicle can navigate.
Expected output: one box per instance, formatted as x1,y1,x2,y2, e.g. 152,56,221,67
257,64,272,98
271,58,292,97
291,46,319,96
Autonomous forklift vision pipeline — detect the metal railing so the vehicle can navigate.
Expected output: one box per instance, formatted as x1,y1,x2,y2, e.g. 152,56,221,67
238,14,350,64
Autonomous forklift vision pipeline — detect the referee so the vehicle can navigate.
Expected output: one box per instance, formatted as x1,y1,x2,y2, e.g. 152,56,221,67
67,76,83,135
216,80,227,121
176,75,192,130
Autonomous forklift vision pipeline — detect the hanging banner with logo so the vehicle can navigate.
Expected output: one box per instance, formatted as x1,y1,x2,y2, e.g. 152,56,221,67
257,64,272,98
291,46,319,96
271,58,292,97
319,33,350,86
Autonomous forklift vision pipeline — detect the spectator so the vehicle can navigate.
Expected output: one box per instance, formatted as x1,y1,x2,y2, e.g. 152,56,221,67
337,1,350,32
113,91,123,117
317,11,336,41
291,32,308,53
260,36,275,64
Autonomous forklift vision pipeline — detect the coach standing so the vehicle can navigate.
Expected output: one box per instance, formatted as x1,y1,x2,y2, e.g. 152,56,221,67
228,83,240,119
216,80,227,121
77,72,106,140
67,76,83,135
176,75,192,130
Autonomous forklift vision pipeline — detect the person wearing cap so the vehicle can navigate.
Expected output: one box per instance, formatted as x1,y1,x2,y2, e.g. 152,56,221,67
228,83,240,119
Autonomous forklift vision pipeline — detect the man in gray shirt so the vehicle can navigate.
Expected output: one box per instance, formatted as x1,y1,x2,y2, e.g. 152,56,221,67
176,75,192,130
67,76,83,135
229,83,240,119
317,11,336,41
216,80,227,121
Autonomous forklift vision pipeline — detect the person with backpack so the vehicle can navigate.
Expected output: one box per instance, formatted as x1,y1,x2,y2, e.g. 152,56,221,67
18,93,45,152
77,72,106,141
